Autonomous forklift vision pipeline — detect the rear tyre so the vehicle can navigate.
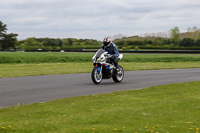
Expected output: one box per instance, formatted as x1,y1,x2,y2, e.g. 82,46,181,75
91,67,102,84
112,65,124,83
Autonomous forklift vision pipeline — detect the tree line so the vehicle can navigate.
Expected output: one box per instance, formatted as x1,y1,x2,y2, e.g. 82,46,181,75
18,38,102,50
114,26,200,50
1,21,200,51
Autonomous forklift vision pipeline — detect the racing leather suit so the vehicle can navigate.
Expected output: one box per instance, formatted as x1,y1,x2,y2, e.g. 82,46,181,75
100,42,119,67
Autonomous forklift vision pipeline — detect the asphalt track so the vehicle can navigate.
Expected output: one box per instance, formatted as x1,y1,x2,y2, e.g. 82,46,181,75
0,68,200,107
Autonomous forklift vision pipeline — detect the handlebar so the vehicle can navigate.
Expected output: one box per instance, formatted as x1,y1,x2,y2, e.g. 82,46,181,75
105,54,113,58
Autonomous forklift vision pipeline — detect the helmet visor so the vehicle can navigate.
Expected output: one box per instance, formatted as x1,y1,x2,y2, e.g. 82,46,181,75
103,41,110,46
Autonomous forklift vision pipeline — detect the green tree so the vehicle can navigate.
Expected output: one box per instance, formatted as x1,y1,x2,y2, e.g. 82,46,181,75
153,38,164,46
180,38,194,47
0,21,18,50
186,26,199,40
0,21,7,49
18,42,28,50
195,39,200,46
0,21,7,36
62,39,69,46
169,26,180,45
68,38,73,45
1,33,18,50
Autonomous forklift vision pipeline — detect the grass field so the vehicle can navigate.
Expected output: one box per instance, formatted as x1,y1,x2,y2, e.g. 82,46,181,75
0,81,199,133
1,52,200,78
1,52,200,63
0,52,93,64
1,62,200,78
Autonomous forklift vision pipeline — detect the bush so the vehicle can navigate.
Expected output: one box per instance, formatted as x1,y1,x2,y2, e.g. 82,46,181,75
134,46,139,50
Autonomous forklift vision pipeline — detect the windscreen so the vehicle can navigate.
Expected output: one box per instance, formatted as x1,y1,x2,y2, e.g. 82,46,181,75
95,49,105,58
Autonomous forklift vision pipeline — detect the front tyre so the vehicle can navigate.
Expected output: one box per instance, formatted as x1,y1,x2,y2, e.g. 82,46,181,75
112,65,124,83
91,67,102,84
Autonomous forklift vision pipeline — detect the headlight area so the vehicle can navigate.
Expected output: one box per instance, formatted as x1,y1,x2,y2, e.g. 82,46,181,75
98,57,103,61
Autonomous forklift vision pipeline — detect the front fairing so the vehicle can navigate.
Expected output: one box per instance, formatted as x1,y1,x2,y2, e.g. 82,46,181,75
92,49,107,64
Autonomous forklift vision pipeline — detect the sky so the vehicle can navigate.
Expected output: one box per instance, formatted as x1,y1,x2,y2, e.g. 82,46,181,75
0,0,200,41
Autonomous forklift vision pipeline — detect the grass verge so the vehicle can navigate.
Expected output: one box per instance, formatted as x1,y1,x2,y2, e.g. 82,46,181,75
0,81,200,133
1,52,200,64
1,62,200,78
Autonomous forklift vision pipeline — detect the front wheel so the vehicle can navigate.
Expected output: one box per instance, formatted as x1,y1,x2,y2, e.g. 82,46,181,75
91,67,102,84
112,65,124,83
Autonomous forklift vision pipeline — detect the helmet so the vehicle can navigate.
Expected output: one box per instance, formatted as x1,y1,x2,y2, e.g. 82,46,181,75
103,37,111,46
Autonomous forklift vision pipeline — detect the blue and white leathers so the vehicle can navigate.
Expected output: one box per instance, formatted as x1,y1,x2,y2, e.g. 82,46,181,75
100,42,119,67
100,42,119,57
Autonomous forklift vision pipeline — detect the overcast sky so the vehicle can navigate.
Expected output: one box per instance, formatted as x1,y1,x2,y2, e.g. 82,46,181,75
1,0,200,40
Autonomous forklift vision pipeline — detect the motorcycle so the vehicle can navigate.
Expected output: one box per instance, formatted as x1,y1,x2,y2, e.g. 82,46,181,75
91,49,124,84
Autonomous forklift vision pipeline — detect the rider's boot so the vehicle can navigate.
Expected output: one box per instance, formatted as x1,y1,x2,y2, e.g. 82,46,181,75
114,62,119,71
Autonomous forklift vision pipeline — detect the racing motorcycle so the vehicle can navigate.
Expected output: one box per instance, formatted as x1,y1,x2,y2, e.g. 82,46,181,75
91,49,124,84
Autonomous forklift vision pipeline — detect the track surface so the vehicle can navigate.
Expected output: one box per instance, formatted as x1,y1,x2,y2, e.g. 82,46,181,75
0,68,200,107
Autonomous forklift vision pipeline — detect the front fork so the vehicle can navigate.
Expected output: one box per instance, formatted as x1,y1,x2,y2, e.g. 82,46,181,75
94,63,102,75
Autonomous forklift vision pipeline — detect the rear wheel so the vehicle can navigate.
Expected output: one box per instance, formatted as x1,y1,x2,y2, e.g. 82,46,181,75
112,65,124,83
91,67,102,84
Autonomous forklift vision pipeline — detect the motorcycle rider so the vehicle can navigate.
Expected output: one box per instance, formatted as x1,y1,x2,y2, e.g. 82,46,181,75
101,37,119,70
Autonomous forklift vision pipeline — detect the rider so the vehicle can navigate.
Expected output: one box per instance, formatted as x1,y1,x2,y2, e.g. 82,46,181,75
101,37,119,69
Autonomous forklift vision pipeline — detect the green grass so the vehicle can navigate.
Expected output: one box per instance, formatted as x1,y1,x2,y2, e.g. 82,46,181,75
0,63,91,78
1,62,200,78
0,52,93,64
123,54,200,62
1,52,200,78
1,52,200,64
0,81,200,133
